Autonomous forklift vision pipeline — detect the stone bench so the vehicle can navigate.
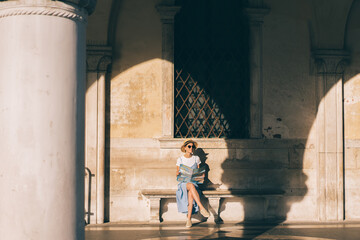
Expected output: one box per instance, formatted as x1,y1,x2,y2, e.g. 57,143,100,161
141,189,284,223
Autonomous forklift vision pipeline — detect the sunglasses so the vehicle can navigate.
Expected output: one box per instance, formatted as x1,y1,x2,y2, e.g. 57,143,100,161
187,145,196,149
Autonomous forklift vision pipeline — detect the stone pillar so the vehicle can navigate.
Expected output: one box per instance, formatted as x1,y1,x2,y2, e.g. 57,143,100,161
208,197,221,223
0,1,95,239
264,196,280,220
156,5,181,138
149,197,161,223
244,7,269,138
314,49,349,221
85,45,112,224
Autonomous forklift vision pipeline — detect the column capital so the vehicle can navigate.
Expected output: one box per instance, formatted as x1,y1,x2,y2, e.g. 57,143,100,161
60,0,96,15
0,0,96,16
313,49,350,74
86,45,112,72
156,5,181,23
244,7,270,23
0,1,90,22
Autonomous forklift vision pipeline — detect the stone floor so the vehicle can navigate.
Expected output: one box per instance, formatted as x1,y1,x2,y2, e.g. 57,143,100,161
85,222,360,240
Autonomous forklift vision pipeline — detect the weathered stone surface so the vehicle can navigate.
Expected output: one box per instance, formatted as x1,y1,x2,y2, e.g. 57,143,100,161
283,196,318,220
85,0,360,224
344,169,360,189
111,148,163,168
345,148,359,169
161,199,187,221
262,0,316,140
219,199,246,221
345,189,360,219
106,137,318,221
110,195,149,222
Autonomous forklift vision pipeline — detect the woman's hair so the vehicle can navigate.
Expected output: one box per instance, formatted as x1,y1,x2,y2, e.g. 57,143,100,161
180,139,198,152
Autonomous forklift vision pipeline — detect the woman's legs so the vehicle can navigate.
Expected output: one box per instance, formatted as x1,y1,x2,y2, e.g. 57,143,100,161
187,190,193,220
186,183,205,210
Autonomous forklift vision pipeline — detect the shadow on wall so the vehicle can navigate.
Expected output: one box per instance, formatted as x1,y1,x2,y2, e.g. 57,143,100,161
175,1,308,238
85,0,360,230
195,144,307,239
84,167,95,225
222,143,307,238
197,148,220,190
104,68,112,222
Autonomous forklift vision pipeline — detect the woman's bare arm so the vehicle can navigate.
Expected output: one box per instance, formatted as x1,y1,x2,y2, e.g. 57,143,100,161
176,166,180,176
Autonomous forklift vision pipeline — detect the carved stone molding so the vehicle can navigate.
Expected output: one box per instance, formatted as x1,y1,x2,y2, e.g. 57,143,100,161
156,4,181,138
313,49,350,75
0,0,96,15
0,4,87,22
313,48,349,221
247,0,265,8
86,45,112,72
61,0,97,14
244,7,269,139
156,5,181,23
244,7,270,23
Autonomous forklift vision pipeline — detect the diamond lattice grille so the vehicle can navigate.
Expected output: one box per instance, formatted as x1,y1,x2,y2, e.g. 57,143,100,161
174,0,250,138
175,70,230,138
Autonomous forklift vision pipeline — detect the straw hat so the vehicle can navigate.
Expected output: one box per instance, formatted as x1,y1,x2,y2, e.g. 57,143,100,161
181,139,198,152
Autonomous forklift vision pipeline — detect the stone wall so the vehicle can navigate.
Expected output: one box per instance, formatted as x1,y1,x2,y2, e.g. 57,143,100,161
263,0,315,139
110,0,163,138
109,138,317,222
344,0,360,220
105,0,320,222
83,0,360,223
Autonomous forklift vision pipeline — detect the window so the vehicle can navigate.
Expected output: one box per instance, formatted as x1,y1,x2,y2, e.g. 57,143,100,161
174,0,250,138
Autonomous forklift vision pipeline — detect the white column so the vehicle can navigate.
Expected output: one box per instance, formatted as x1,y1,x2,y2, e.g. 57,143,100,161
156,5,181,138
314,49,349,221
245,7,269,138
0,1,94,239
85,45,112,224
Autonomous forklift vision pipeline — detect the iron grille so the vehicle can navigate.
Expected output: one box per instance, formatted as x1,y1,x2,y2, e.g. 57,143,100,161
175,69,230,138
174,0,250,138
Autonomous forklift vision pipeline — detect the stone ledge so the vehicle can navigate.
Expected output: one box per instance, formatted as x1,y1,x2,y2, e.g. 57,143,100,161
141,189,285,198
159,138,311,149
0,2,87,22
141,188,285,223
108,138,314,149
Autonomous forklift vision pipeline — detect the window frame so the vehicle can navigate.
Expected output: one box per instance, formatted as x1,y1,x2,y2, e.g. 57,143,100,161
156,5,269,140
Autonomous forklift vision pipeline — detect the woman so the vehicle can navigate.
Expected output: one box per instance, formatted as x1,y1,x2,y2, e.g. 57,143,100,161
176,139,210,228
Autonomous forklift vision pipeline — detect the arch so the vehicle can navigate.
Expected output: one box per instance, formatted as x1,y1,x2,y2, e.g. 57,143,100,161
310,0,353,49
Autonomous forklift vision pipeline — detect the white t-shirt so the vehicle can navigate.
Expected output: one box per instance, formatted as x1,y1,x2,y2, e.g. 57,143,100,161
176,155,200,168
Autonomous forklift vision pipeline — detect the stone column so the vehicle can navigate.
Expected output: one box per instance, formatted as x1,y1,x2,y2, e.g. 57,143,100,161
208,197,221,223
156,5,181,138
85,45,112,224
149,197,161,223
314,49,349,221
264,196,280,220
0,1,95,239
244,7,269,138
